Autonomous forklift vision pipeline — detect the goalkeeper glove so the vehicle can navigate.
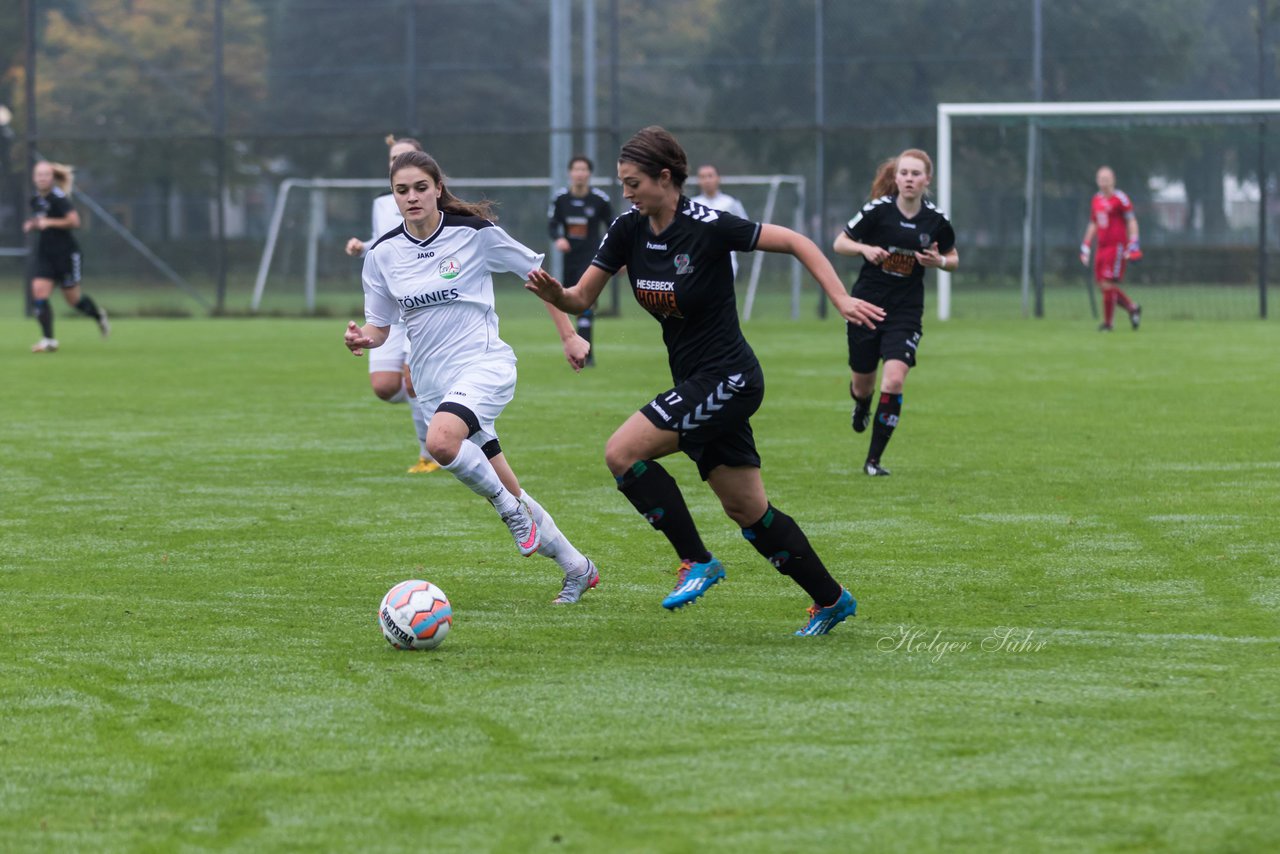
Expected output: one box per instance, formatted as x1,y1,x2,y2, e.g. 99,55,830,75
1079,243,1091,264
1125,240,1142,261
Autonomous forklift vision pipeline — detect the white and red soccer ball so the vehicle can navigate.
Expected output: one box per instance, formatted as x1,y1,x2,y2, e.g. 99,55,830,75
379,580,452,650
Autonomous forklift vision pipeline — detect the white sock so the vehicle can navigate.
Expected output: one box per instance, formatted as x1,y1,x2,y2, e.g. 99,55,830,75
521,490,588,575
441,441,518,515
387,378,409,404
410,397,433,461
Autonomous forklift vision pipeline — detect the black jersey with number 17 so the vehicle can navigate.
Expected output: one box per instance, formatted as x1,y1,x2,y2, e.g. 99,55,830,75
845,194,955,314
591,197,761,382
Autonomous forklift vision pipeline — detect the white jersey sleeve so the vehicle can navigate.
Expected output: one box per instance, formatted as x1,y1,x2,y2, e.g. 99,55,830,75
481,224,546,277
368,195,402,247
361,250,400,328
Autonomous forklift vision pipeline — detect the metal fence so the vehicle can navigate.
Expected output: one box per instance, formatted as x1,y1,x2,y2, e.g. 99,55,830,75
1,0,1277,317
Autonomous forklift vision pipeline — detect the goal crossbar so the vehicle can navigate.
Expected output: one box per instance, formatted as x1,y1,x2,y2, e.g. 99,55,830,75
935,99,1280,320
251,175,805,316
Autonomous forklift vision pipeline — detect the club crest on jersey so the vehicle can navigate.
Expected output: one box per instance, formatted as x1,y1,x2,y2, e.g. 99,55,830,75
438,257,462,279
674,254,694,275
919,233,931,247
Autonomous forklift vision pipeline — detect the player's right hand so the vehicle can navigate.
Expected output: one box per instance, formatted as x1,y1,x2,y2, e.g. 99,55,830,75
1079,243,1091,266
554,237,572,253
862,245,890,265
345,237,365,256
344,320,372,356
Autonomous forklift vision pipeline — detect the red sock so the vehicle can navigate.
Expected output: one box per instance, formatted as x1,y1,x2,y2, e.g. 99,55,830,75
1113,288,1134,311
1102,288,1117,326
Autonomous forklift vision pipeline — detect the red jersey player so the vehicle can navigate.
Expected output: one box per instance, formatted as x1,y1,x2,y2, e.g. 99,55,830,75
1080,165,1142,331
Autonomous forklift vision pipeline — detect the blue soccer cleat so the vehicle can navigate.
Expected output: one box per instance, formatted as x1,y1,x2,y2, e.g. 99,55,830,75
662,557,726,610
795,588,858,636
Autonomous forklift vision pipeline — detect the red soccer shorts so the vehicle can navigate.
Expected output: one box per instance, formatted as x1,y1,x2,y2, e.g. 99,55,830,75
1094,244,1127,283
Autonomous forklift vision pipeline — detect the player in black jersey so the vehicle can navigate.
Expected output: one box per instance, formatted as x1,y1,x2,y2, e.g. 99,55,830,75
547,155,613,366
24,161,109,353
835,149,957,476
527,126,885,635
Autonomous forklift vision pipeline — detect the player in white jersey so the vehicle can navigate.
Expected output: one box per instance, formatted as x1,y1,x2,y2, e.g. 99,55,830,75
690,163,749,275
344,149,600,604
344,135,438,474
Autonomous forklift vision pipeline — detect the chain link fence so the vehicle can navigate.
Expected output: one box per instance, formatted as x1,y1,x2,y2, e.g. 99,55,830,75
1,0,1276,317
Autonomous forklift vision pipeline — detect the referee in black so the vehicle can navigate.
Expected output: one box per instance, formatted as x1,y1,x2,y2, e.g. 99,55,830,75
547,155,613,366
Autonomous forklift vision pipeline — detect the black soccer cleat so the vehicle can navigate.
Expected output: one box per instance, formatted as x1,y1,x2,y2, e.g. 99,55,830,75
1129,304,1142,330
863,460,891,477
851,399,871,433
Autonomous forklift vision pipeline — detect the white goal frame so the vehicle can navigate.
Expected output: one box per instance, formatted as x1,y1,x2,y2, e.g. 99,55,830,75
251,175,806,318
936,99,1280,320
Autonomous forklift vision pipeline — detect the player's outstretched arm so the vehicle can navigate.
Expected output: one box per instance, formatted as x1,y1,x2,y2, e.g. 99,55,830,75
343,320,390,357
525,265,610,314
759,224,885,329
539,301,589,372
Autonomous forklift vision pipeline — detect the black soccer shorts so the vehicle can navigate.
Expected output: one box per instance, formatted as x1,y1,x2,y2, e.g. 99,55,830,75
640,366,765,479
30,251,82,288
847,314,922,374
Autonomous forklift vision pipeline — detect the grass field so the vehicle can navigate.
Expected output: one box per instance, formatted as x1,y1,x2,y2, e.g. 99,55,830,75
2,298,1278,852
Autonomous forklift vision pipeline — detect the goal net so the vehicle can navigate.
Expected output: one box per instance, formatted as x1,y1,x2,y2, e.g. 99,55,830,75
250,175,806,318
937,100,1280,321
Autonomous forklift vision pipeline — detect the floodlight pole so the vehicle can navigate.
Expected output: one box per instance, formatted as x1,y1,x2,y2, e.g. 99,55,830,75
1258,0,1269,319
213,0,228,313
23,0,37,318
548,0,572,283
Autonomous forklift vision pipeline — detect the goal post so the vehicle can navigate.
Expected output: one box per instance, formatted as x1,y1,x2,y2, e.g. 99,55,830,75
251,174,806,317
936,99,1280,321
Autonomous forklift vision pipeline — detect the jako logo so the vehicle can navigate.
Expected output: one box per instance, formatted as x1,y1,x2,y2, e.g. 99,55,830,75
438,257,462,279
417,250,436,259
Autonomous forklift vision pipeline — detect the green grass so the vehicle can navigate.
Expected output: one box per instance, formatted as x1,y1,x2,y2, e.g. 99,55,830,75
1,300,1278,852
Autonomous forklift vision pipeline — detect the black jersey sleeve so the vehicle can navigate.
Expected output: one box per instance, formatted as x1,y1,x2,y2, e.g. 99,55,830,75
591,212,633,274
707,209,761,254
844,198,886,242
934,215,956,254
547,192,565,241
46,193,74,218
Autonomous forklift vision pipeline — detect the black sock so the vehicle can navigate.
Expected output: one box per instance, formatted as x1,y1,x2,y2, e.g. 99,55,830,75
849,381,870,407
742,505,841,605
34,299,54,338
867,392,902,464
578,310,594,360
616,460,710,563
74,295,102,320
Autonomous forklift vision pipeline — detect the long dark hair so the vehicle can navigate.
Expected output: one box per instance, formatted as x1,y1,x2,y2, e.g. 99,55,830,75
618,125,688,188
388,150,496,221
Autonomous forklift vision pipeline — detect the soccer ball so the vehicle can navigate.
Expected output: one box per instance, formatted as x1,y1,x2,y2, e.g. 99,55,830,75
379,580,452,650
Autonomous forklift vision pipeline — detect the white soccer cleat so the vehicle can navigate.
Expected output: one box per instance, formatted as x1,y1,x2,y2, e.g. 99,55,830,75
500,502,541,556
552,560,600,604
31,337,59,353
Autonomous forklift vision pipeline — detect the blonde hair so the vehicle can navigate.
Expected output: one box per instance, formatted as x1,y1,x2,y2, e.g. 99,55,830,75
869,148,934,199
37,160,76,196
385,134,424,152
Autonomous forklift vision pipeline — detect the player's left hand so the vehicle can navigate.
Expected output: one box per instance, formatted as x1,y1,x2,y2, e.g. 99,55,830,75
525,268,565,305
914,242,947,269
836,295,886,329
344,320,373,356
1125,240,1142,261
562,333,590,372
